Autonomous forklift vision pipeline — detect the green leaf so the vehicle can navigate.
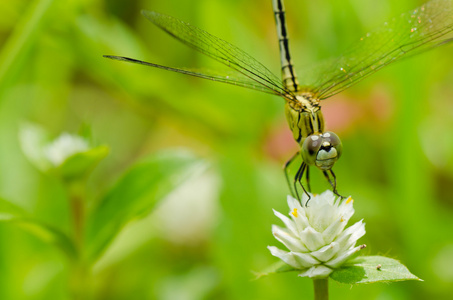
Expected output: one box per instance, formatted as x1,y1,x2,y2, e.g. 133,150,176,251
0,198,77,260
253,261,297,280
85,149,207,262
0,0,56,92
58,145,109,181
330,255,422,284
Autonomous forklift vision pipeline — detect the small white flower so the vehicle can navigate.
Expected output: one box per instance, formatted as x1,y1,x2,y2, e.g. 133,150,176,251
20,123,108,181
43,133,90,166
268,190,366,279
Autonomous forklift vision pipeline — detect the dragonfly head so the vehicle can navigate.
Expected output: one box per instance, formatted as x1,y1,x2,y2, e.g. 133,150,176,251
301,132,342,170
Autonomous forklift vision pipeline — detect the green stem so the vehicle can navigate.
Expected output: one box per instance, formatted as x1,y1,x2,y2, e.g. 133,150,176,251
70,194,84,249
313,278,328,300
70,263,88,300
67,179,87,250
67,180,89,300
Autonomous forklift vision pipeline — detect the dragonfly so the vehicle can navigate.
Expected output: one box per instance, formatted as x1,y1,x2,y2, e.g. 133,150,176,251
104,0,453,202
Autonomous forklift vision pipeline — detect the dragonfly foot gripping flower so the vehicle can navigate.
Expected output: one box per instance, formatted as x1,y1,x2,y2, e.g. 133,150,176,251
268,191,366,278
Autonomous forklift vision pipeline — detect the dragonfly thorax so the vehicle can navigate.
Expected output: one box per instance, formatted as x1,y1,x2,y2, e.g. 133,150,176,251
285,95,343,171
284,94,324,145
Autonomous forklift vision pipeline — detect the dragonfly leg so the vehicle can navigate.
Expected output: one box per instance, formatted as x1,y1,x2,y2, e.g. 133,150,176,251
283,151,300,198
329,169,346,200
293,162,304,202
305,165,311,193
322,169,345,200
296,163,311,206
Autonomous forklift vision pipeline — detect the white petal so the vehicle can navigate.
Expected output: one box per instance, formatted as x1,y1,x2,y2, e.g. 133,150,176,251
300,227,325,251
292,252,320,268
298,265,332,278
320,190,335,205
305,194,329,213
272,225,296,238
310,242,340,262
335,220,366,251
305,192,342,232
306,203,336,232
287,195,303,212
337,197,355,223
268,246,303,269
294,218,310,234
273,209,298,236
291,212,310,235
272,225,308,252
44,133,89,166
322,216,347,245
272,225,294,236
325,245,365,268
285,196,310,233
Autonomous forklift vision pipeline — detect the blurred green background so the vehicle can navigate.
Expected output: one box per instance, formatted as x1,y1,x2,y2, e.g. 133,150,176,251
1,0,453,299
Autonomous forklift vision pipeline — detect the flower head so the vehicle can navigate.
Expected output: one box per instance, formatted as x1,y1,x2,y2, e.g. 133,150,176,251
268,191,366,278
43,133,90,166
19,123,109,181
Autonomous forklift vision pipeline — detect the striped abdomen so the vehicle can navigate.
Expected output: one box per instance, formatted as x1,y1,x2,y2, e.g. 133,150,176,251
272,0,299,92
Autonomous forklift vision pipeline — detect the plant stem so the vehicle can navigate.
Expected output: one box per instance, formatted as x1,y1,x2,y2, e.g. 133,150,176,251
68,180,89,300
70,263,88,300
71,193,84,249
313,278,328,300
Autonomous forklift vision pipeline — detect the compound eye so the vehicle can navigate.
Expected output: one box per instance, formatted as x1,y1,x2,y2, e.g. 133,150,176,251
322,131,341,147
322,131,342,158
302,135,323,165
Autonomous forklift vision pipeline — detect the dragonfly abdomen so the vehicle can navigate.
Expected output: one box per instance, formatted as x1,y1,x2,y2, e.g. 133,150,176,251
273,0,299,92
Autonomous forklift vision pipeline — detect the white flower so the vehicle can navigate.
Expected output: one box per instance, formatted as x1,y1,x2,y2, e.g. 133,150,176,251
43,133,90,166
19,123,108,180
268,190,366,278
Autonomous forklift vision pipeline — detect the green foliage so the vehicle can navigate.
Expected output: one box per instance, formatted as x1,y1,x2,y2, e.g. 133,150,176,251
255,256,421,284
85,149,206,262
330,256,421,284
253,261,297,279
0,198,77,260
0,0,55,90
57,146,109,182
5,146,207,263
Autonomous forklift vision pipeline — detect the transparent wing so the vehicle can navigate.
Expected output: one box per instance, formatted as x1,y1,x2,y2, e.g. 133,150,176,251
103,55,284,96
140,10,292,98
298,0,453,100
